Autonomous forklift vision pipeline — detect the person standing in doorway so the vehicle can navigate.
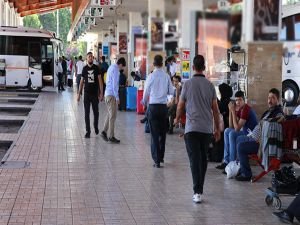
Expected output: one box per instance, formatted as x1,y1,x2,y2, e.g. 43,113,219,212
77,52,104,138
142,55,174,168
57,57,65,91
62,56,67,86
101,57,126,144
175,55,221,203
76,56,85,93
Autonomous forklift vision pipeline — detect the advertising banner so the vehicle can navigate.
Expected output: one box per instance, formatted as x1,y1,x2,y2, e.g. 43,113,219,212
119,33,128,54
254,0,280,41
151,18,164,51
100,0,116,6
91,7,103,17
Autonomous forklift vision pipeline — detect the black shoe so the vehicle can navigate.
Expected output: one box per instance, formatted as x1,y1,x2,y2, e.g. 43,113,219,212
168,130,173,135
95,128,99,135
109,137,120,144
273,211,293,224
153,163,160,168
140,118,147,123
101,131,108,141
235,174,251,182
85,132,90,138
222,170,227,175
160,159,164,163
216,162,227,170
62,88,66,91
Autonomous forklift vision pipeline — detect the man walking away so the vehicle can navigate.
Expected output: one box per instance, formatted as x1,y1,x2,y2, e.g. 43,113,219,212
77,52,104,138
76,56,85,93
175,55,221,203
142,55,174,168
101,57,126,144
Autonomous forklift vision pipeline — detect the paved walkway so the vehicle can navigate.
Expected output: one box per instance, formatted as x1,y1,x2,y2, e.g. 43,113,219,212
0,89,296,225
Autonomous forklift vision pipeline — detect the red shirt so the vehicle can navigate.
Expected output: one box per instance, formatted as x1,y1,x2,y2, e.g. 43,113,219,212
236,104,251,120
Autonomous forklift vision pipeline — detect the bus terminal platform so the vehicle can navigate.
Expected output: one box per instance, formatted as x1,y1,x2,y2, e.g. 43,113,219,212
0,89,296,225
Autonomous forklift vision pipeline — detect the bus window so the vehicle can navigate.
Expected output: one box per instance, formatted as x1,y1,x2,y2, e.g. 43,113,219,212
5,36,28,55
280,20,287,41
29,42,41,70
294,14,300,40
285,16,296,41
0,36,5,54
47,45,53,58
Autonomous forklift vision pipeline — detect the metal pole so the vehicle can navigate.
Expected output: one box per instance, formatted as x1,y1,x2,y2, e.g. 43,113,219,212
57,9,59,38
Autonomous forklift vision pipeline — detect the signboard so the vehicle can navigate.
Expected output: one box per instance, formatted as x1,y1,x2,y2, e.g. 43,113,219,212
91,0,100,6
91,7,103,17
180,49,191,79
254,0,280,41
103,45,109,56
84,17,96,26
151,17,164,51
119,32,127,54
84,8,91,16
100,0,116,6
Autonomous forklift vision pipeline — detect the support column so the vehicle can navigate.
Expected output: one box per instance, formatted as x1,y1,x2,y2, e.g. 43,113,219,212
116,20,129,78
179,0,203,51
242,0,254,43
0,0,3,27
128,12,143,84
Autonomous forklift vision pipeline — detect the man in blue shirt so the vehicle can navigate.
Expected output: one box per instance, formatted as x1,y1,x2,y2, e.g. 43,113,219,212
101,57,126,144
142,55,174,168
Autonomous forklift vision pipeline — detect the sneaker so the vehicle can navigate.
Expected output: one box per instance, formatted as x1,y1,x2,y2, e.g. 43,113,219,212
95,128,99,135
140,118,147,123
216,162,227,170
101,131,108,141
109,137,120,144
235,174,251,182
85,132,90,138
192,194,202,204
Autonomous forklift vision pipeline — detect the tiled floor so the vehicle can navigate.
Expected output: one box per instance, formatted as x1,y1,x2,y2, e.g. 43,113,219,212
0,88,298,225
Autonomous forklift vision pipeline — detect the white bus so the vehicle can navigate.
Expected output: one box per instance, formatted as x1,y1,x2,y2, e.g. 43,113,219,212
281,4,300,106
0,26,62,91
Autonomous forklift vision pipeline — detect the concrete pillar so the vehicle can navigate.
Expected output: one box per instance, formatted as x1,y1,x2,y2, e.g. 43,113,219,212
0,0,3,26
179,0,203,50
242,0,254,43
128,12,142,54
128,12,143,84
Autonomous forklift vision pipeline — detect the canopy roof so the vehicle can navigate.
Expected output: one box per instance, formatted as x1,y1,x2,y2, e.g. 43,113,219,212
7,0,72,17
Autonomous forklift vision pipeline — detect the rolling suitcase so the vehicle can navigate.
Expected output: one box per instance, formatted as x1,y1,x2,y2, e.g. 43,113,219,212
126,87,137,110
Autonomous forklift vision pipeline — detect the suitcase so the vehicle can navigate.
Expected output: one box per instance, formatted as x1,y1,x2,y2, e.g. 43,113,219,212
126,87,137,110
136,90,145,114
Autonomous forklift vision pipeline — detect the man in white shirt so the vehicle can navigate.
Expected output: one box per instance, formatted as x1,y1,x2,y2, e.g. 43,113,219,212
57,57,65,91
169,56,177,77
101,57,126,144
76,56,85,93
142,55,174,168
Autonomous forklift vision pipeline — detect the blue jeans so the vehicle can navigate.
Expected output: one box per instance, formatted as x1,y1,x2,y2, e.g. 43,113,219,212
237,136,259,177
223,128,244,164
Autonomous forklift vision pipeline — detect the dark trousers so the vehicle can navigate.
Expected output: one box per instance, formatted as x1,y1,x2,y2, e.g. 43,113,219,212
184,132,211,194
58,73,64,90
119,87,126,110
287,194,300,220
168,104,177,132
84,94,99,134
147,104,168,164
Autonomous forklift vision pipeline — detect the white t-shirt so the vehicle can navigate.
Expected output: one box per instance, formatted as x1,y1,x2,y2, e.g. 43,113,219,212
169,62,177,76
293,105,300,115
76,60,84,75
